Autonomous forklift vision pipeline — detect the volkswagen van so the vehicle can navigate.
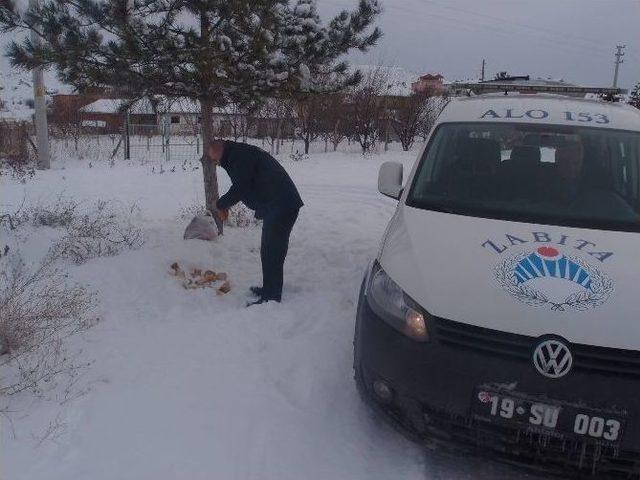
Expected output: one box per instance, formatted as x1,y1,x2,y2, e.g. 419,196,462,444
353,91,640,477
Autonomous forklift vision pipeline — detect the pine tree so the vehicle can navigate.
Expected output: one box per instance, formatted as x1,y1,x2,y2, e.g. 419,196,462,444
629,82,640,110
1,0,381,228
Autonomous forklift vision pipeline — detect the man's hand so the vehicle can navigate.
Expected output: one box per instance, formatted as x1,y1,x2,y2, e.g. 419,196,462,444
216,208,229,223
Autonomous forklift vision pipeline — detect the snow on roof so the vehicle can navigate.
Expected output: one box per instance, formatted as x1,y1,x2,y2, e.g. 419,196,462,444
0,106,33,122
80,98,157,115
80,96,240,115
80,99,125,114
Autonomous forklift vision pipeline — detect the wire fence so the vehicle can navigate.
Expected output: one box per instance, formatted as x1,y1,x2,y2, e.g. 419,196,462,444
124,119,202,163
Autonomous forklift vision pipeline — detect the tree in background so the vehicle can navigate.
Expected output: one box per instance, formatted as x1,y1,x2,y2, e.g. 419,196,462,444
1,0,381,230
293,94,324,154
391,91,430,151
629,82,640,110
257,97,294,156
226,102,259,142
417,94,449,141
347,66,388,154
317,94,348,152
494,71,511,81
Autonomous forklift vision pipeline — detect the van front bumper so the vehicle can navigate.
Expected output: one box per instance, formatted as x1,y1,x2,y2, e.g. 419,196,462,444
354,285,640,478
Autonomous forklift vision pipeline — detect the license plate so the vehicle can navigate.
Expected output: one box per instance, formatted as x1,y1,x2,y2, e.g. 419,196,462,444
472,388,626,445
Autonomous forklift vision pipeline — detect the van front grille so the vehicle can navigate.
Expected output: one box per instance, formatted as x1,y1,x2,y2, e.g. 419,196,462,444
433,317,640,378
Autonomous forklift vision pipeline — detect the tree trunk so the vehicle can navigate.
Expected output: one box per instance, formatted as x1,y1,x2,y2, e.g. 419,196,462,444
275,119,282,155
199,99,223,234
384,117,390,152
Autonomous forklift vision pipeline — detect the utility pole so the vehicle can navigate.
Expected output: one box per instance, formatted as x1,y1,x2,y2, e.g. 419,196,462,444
481,59,486,82
29,0,50,169
612,45,626,88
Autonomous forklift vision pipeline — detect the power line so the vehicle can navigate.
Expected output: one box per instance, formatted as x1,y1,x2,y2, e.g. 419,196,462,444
321,0,638,86
382,4,613,61
420,0,613,55
323,0,626,61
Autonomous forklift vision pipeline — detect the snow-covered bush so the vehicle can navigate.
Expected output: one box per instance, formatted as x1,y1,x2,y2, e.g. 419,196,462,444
0,197,141,411
0,247,97,408
55,201,143,264
179,203,208,221
226,204,260,228
2,198,143,265
629,82,640,110
290,151,307,162
179,202,259,229
29,197,77,228
0,208,29,231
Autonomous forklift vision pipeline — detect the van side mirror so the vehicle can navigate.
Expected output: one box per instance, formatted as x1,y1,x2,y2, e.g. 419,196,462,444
378,162,403,199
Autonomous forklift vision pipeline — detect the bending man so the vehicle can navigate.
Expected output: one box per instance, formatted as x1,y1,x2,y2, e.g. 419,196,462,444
206,141,303,306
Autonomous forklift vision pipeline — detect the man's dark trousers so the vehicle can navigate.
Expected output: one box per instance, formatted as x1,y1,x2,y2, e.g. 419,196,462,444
261,206,299,301
215,141,303,301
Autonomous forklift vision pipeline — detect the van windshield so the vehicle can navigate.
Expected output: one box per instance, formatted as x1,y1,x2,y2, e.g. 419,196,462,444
407,123,640,232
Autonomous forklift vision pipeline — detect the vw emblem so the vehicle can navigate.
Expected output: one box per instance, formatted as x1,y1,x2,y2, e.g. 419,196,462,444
533,339,573,379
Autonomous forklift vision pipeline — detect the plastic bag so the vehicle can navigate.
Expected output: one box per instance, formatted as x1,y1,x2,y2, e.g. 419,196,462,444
183,214,218,241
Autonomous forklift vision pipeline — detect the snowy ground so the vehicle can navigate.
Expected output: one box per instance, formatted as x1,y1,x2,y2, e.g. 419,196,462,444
1,143,547,479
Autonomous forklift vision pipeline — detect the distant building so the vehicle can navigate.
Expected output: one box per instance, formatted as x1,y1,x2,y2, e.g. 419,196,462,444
50,93,100,125
78,98,156,133
412,73,446,95
77,96,246,134
49,88,117,127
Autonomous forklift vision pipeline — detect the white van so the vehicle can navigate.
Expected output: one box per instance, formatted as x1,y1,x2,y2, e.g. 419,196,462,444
353,92,640,477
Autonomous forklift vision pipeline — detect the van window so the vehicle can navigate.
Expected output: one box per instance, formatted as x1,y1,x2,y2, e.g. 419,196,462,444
407,123,640,232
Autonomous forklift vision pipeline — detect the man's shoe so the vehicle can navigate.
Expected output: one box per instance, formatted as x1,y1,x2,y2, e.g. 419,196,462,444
246,296,281,307
249,286,264,297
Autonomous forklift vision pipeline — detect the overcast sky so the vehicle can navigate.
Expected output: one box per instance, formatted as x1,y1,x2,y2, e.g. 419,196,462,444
318,0,640,90
1,0,639,92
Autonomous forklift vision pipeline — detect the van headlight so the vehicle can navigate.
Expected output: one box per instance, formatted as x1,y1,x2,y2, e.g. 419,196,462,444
367,263,429,342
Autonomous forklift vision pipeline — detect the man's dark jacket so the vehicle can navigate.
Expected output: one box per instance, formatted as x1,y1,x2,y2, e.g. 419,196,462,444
216,142,303,218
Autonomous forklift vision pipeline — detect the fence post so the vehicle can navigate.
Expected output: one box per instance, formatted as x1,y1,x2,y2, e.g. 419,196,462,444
164,116,170,162
161,115,165,153
124,110,131,160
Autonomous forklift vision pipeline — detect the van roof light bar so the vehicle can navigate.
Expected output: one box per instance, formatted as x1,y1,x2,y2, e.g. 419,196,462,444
448,82,627,96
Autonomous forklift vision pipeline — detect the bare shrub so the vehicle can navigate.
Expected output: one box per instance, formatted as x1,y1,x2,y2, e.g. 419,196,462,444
0,198,30,231
56,201,143,264
2,198,143,265
0,197,141,414
29,197,78,228
0,248,97,405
